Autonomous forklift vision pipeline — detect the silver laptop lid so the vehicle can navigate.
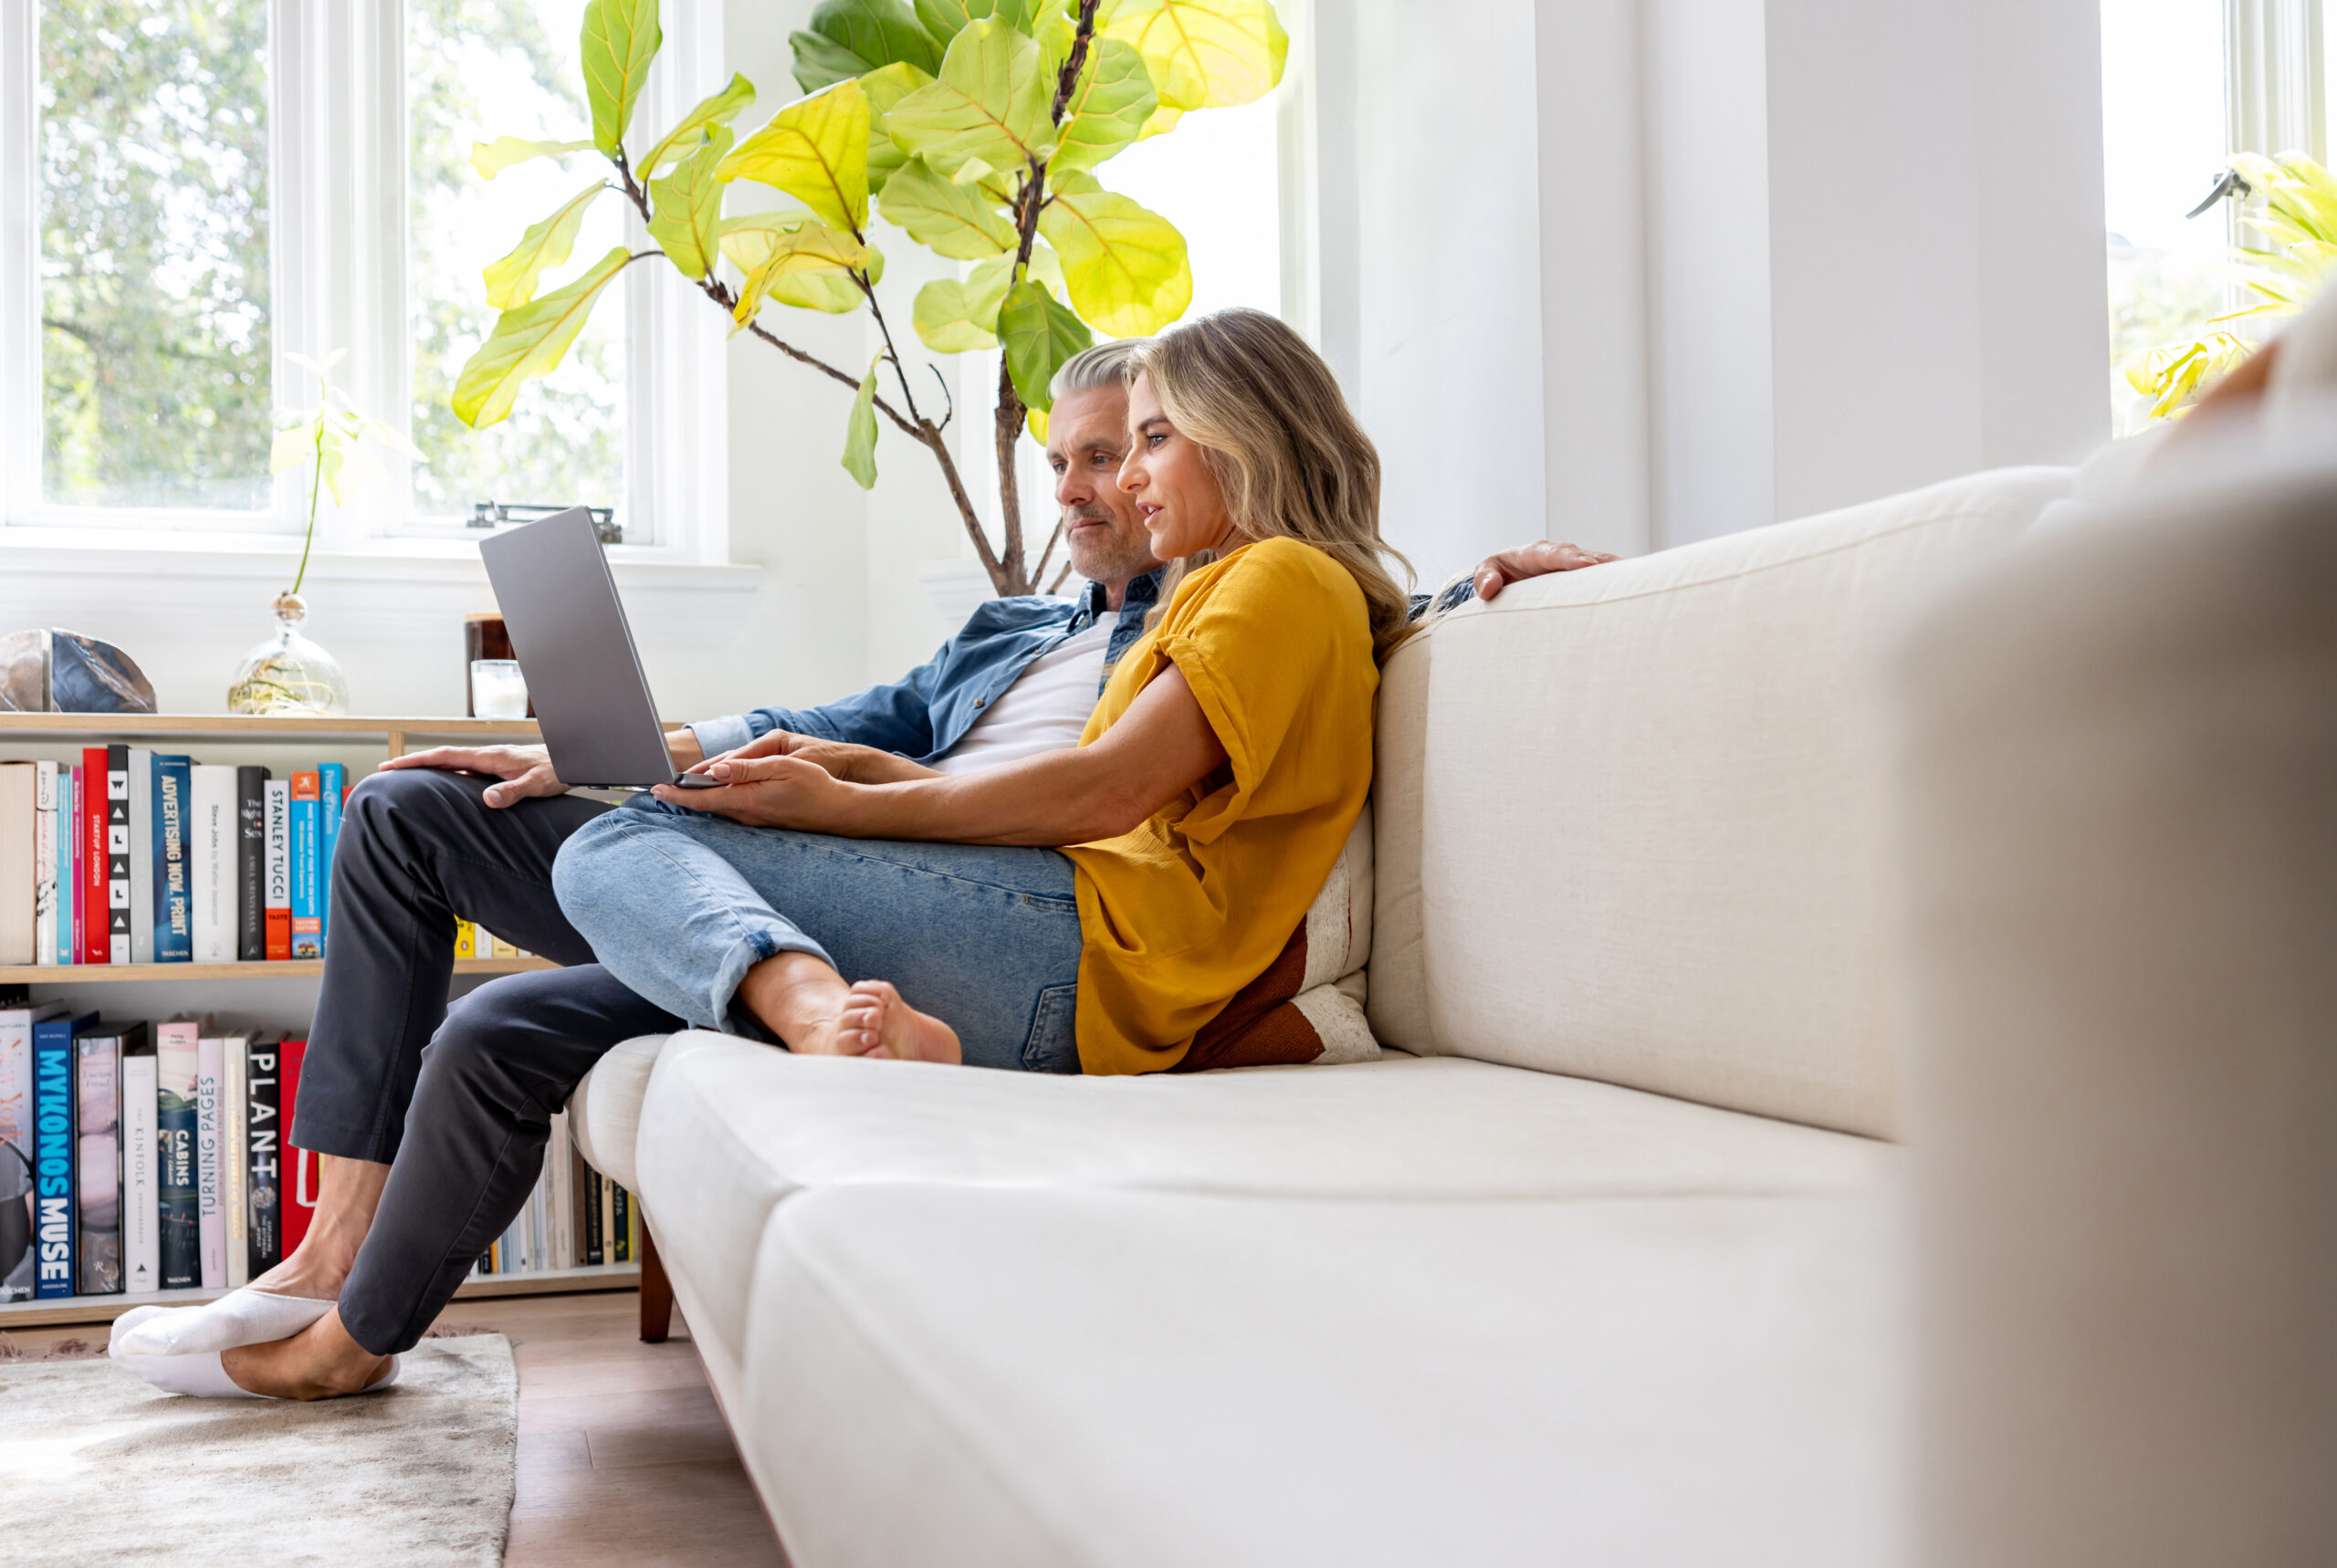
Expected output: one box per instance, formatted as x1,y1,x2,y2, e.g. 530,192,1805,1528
477,507,678,789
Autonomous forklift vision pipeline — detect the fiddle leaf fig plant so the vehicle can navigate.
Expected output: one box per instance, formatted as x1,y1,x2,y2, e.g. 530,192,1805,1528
454,0,1286,595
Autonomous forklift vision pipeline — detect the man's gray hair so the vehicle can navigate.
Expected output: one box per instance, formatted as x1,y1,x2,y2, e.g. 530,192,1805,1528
1049,338,1148,402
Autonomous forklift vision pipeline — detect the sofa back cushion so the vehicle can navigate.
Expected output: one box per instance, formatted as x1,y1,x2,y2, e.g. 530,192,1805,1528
1368,468,2070,1137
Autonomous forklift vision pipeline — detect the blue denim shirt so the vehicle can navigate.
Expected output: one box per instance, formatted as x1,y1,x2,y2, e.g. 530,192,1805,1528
688,570,1166,766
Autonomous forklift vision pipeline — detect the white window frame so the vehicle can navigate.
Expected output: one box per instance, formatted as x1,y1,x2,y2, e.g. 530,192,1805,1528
0,0,728,568
2227,0,2326,162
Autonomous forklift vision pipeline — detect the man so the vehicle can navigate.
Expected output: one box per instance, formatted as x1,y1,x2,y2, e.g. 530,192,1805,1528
111,338,1614,1375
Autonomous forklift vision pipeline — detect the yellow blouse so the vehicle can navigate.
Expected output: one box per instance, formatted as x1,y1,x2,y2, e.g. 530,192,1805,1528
1065,537,1379,1073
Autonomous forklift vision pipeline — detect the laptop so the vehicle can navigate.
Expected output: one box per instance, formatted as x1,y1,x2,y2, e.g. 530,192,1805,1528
478,507,720,790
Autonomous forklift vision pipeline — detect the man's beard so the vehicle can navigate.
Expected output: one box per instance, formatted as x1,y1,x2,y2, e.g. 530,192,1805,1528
1064,509,1156,583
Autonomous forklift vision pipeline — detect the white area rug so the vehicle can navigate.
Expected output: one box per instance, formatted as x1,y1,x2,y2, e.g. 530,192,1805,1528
0,1334,517,1567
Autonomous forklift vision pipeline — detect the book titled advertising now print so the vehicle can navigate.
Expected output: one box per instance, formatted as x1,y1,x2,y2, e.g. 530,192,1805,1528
289,771,321,958
152,753,194,962
121,1032,159,1293
154,1017,204,1289
0,1000,69,1301
32,1011,96,1298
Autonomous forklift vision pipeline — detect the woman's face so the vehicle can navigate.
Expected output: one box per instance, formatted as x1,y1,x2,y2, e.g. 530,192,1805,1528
1118,371,1238,560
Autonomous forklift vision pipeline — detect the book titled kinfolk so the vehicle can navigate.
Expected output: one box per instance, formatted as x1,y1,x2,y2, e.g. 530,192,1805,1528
236,765,268,962
32,1011,96,1298
244,1036,282,1277
75,1023,133,1295
153,753,194,963
0,999,69,1301
121,1032,160,1293
154,1017,203,1289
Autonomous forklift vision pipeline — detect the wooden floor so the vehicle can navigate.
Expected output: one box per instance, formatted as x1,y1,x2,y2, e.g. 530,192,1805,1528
7,1290,790,1568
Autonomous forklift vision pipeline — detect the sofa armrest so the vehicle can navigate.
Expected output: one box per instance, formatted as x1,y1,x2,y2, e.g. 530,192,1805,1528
565,1033,673,1193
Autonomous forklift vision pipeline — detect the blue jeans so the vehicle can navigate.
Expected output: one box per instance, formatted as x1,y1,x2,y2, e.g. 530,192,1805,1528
551,800,1086,1073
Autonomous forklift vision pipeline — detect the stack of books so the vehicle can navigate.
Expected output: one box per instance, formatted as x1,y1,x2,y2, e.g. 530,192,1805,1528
0,998,623,1301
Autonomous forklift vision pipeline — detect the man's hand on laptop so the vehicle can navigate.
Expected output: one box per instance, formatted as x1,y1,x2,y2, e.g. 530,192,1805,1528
383,744,569,807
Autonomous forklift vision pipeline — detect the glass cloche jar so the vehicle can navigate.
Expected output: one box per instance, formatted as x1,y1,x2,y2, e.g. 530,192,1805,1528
226,592,350,715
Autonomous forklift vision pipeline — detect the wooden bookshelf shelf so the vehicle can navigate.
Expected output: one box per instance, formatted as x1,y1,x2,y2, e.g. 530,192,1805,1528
0,711,540,756
0,956,556,985
0,1263,641,1329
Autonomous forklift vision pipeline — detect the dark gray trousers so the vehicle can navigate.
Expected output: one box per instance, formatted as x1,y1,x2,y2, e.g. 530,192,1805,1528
293,768,682,1355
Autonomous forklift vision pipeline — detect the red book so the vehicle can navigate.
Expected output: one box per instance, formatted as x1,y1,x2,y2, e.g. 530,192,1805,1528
80,747,108,965
278,1039,317,1256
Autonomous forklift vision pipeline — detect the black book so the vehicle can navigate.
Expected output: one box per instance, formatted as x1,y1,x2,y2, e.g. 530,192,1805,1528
235,766,267,962
611,1183,630,1263
244,1036,282,1275
105,745,131,963
582,1167,603,1266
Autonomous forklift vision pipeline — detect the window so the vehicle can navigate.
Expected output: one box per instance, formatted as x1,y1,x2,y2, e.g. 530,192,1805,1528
1,0,715,552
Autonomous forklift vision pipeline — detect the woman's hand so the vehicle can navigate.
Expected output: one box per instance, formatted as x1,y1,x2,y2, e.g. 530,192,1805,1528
381,744,565,809
652,752,860,829
1472,540,1619,601
694,729,938,785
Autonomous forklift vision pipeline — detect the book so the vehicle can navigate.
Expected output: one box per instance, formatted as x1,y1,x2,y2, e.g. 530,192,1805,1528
278,1039,314,1257
127,746,153,964
236,766,267,962
153,753,194,963
547,1111,573,1270
32,1011,96,1297
0,762,33,966
319,761,344,953
190,764,236,963
105,744,131,964
223,1033,248,1288
612,1182,631,1264
34,760,59,967
196,1028,225,1288
154,1017,202,1289
75,1022,127,1294
0,999,69,1301
79,748,105,964
454,920,478,959
264,778,290,961
244,1036,281,1277
68,765,81,964
121,1035,159,1293
582,1165,603,1266
289,771,320,959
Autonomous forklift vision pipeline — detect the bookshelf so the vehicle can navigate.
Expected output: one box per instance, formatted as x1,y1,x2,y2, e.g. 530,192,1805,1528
2,712,641,1324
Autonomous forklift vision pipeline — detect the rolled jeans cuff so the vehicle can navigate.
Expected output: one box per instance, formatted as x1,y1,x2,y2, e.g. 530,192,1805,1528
706,921,835,1036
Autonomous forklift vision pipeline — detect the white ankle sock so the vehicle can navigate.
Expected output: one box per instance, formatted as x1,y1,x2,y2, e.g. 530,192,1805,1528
112,1346,402,1400
108,1289,335,1357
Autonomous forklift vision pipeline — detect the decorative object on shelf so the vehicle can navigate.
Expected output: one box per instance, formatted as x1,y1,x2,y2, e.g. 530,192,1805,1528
227,350,424,716
456,0,1284,597
464,613,537,717
0,630,158,714
469,500,620,542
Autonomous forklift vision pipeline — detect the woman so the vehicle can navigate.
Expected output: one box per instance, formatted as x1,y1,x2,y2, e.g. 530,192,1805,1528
114,307,1408,1399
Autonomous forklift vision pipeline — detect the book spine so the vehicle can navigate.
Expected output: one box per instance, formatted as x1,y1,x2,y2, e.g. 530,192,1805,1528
319,761,343,954
547,1111,571,1270
454,919,477,959
106,744,130,964
79,749,104,964
34,761,58,967
245,1040,281,1276
583,1166,603,1266
196,1033,225,1288
289,771,320,959
236,766,267,962
64,767,79,964
128,747,153,964
121,1048,159,1294
154,1020,201,1289
224,1040,248,1288
74,1033,122,1294
0,764,29,967
32,1017,77,1297
190,765,236,963
278,1040,314,1257
154,755,193,963
612,1183,630,1264
0,1007,40,1301
264,779,290,961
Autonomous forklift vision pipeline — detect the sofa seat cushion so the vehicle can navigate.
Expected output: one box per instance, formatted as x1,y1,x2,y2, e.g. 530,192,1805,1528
736,1185,1902,1568
630,1032,1894,1379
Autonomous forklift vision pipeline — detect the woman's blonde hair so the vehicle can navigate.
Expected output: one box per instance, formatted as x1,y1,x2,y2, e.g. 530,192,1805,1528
1127,308,1414,661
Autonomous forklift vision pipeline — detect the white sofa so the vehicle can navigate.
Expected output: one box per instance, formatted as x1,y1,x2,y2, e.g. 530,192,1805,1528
568,465,2076,1565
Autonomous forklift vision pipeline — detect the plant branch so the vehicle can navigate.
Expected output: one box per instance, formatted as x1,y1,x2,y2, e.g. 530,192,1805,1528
854,268,927,427
1031,514,1067,586
291,418,323,598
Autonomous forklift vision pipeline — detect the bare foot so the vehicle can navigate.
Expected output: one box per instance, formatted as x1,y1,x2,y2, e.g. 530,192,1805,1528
220,1308,395,1401
247,1241,353,1301
802,980,961,1064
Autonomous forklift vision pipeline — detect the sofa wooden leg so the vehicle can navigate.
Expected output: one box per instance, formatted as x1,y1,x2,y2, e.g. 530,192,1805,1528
639,1222,674,1343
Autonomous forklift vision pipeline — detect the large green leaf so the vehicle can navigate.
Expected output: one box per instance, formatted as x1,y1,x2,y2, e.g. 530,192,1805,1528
878,156,1018,258
581,0,662,157
636,74,758,178
470,135,594,180
645,128,733,279
791,0,943,93
718,81,872,233
913,277,1000,350
914,0,1036,44
1097,0,1285,111
482,181,607,308
729,225,873,329
454,247,634,428
998,277,1093,409
842,356,882,488
1037,187,1190,335
884,17,1058,181
770,260,876,313
860,60,935,192
1052,37,1157,172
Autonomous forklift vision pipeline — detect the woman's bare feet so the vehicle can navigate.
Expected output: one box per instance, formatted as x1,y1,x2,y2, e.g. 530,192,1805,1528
737,955,962,1064
220,1307,395,1400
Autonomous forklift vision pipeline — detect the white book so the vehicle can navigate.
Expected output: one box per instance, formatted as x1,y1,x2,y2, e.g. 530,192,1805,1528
33,760,58,967
0,763,32,967
264,778,289,951
121,1048,160,1294
189,765,237,964
547,1111,573,1270
223,1037,250,1288
529,1177,547,1273
127,747,153,964
195,1031,225,1289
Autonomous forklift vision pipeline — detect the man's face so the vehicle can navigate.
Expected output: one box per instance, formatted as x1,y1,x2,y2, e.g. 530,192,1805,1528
1048,384,1161,587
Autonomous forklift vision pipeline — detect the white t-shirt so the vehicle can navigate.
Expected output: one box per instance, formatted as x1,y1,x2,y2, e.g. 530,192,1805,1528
928,617,1116,773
